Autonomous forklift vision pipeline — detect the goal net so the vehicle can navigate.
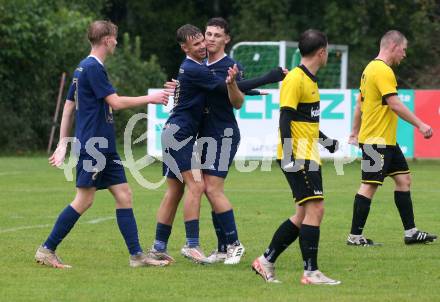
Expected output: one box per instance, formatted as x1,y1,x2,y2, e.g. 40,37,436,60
230,41,348,89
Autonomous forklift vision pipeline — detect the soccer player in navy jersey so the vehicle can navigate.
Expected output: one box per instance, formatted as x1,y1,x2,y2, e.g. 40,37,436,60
200,17,246,265
34,20,171,268
148,24,286,264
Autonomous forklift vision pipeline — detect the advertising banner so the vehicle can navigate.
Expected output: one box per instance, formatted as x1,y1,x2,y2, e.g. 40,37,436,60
350,89,414,158
414,90,440,158
147,89,352,159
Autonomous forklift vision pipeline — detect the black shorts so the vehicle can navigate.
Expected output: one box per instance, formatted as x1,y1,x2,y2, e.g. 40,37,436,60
277,159,324,205
360,143,410,185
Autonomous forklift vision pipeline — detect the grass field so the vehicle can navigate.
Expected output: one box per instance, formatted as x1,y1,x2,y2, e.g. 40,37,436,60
0,155,439,302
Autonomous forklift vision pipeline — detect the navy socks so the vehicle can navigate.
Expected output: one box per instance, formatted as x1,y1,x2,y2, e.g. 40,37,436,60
43,205,81,251
116,208,142,255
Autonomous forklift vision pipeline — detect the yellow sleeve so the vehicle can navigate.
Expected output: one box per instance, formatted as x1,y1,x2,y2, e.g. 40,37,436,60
279,73,301,110
376,66,397,97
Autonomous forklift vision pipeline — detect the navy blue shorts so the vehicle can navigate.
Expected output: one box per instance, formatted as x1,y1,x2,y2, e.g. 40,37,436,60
199,136,239,178
76,152,127,190
162,138,197,179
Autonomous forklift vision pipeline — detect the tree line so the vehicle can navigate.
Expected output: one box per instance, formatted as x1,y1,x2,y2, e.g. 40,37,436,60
1,0,439,152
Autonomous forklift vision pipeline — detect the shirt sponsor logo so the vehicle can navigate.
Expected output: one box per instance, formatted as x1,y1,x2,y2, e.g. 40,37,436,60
311,107,320,118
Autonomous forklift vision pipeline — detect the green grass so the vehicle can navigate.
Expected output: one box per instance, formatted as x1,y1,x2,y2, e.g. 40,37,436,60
0,156,439,302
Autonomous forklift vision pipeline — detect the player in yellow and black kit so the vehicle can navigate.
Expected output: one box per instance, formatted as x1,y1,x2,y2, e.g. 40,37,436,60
252,29,341,285
347,30,437,246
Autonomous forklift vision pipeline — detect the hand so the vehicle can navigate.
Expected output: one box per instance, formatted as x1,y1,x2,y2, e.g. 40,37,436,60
147,90,170,105
348,133,358,146
49,144,67,167
282,68,289,75
226,64,239,84
164,78,177,90
419,123,433,139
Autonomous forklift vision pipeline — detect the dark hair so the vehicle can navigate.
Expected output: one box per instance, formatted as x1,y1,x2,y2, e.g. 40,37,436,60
206,17,230,35
176,24,203,44
298,29,328,57
87,20,118,45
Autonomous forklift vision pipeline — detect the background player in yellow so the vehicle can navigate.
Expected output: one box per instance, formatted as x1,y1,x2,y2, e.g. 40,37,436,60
347,30,437,246
252,29,340,285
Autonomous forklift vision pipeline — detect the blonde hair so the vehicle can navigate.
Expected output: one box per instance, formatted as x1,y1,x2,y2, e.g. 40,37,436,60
380,30,406,48
87,20,118,45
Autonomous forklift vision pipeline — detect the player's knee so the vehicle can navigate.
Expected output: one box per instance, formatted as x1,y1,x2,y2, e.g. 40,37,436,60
315,202,325,219
396,174,411,190
189,181,205,198
204,182,221,200
116,187,133,207
166,187,184,202
290,214,304,227
174,185,185,199
168,179,185,196
358,184,378,199
72,196,94,214
307,200,325,220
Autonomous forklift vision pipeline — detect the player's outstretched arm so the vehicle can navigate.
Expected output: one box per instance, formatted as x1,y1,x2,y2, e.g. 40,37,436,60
349,93,362,145
49,100,76,167
386,95,433,138
226,64,244,109
104,90,171,110
214,67,287,96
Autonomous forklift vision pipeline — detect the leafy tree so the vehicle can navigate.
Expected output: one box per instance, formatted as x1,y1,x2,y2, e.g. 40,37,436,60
106,32,167,142
0,0,94,152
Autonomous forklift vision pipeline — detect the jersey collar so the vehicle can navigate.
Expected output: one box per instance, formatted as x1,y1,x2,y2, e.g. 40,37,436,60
373,58,390,66
206,53,227,66
186,56,203,65
88,55,104,66
298,64,317,82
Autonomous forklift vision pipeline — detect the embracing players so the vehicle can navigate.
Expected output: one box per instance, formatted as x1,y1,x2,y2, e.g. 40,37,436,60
148,22,286,264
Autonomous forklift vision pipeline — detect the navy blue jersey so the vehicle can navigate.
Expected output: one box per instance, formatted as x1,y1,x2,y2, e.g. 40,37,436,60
66,56,116,154
166,57,224,139
199,55,242,142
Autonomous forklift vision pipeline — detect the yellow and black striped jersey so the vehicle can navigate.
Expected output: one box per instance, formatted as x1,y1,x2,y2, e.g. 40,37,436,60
277,65,320,164
358,59,398,146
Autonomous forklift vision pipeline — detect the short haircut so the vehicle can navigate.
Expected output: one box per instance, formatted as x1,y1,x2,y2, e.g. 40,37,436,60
298,29,328,57
87,20,118,45
380,30,407,48
206,17,230,35
176,24,203,44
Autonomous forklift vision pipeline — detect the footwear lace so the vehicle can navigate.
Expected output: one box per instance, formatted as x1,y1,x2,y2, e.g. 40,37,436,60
227,244,243,257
